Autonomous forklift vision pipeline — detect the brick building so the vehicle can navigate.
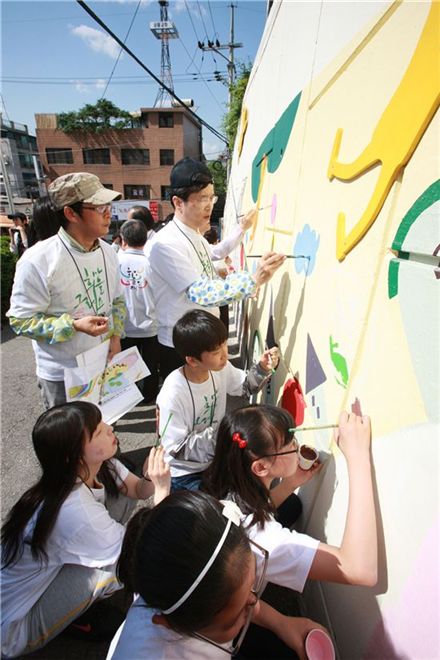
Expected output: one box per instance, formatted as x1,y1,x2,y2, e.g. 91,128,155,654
35,107,202,219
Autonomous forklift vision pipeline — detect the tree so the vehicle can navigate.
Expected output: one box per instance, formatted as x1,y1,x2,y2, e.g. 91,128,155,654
57,99,134,134
207,160,227,195
221,62,252,152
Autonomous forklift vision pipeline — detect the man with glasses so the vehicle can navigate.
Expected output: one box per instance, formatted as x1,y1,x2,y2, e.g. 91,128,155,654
7,172,126,409
147,157,285,379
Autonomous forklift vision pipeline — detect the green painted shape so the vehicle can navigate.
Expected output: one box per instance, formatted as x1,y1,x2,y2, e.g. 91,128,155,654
387,181,439,298
391,179,440,250
329,335,349,388
251,92,302,201
388,259,400,299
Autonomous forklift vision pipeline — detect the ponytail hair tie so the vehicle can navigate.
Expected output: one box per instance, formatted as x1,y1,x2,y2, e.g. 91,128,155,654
232,431,247,449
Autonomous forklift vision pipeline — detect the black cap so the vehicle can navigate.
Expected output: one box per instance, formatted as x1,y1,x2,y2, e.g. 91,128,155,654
8,212,27,221
170,157,213,188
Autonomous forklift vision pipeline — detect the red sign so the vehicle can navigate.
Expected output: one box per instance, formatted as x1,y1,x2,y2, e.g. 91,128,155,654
149,201,161,222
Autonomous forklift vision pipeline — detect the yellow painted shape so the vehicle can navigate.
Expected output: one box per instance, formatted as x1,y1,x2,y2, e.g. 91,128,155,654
328,0,440,261
237,106,249,158
265,226,294,236
250,154,268,246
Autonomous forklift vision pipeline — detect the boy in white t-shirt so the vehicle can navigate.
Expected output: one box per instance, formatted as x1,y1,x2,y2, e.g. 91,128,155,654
156,310,279,491
118,219,158,402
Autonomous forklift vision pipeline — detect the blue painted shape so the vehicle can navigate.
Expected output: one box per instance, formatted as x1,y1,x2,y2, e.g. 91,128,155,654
293,224,320,275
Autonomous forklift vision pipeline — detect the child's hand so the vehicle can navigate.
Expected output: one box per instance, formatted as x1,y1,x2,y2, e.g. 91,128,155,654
295,459,323,484
334,411,371,462
143,446,171,505
259,347,280,372
272,614,330,660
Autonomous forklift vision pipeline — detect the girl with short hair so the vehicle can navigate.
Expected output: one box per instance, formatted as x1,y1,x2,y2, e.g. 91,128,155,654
108,490,326,659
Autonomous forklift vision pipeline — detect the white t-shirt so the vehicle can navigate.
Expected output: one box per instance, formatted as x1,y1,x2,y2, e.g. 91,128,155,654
118,247,157,338
107,596,229,660
1,459,128,657
241,510,320,593
7,232,123,380
156,362,246,477
145,218,219,347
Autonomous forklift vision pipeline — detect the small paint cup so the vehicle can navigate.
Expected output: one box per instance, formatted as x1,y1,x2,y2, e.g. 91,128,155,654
298,444,318,470
305,628,335,660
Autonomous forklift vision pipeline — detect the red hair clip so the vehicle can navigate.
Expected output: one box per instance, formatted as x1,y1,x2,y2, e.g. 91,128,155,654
232,431,247,449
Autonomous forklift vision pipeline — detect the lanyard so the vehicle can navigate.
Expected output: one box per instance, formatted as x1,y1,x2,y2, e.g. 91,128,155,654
183,367,217,431
58,236,111,316
172,220,216,279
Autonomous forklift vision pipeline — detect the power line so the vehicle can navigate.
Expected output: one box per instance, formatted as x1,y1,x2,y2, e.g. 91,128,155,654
196,0,210,42
100,0,142,100
76,0,227,145
207,1,219,40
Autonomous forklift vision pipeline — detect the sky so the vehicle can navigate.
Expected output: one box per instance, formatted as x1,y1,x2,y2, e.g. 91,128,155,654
1,0,268,158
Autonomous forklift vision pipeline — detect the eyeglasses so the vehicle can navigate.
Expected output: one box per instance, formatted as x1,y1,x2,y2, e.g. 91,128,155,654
193,539,269,656
191,195,218,207
259,437,299,459
82,204,112,215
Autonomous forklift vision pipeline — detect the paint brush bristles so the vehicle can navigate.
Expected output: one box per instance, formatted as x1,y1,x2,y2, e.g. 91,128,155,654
289,424,338,432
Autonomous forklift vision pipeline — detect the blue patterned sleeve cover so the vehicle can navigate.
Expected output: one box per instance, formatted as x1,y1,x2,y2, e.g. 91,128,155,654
9,313,75,343
187,271,257,307
112,295,126,337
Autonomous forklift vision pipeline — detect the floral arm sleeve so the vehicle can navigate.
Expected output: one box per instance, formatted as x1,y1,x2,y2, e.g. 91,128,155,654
111,295,126,337
187,271,257,307
9,313,75,343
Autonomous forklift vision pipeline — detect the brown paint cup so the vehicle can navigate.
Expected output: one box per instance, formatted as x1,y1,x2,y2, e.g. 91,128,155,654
299,444,318,470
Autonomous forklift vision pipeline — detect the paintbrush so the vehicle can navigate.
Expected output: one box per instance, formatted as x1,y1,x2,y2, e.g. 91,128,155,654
248,254,310,259
289,424,338,432
156,411,173,447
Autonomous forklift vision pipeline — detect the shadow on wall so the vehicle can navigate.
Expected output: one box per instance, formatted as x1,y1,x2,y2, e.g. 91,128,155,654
298,454,405,659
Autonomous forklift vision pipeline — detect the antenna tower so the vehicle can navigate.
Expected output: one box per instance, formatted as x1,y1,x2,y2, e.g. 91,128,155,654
150,0,178,107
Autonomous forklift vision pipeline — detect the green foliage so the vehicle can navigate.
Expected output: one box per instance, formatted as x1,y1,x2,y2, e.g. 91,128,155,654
1,236,17,320
57,99,134,134
222,62,252,152
207,160,227,195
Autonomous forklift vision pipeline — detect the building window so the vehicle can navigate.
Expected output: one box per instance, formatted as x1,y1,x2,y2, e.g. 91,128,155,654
103,183,113,189
159,113,174,128
82,148,111,165
46,147,74,164
161,185,171,200
16,134,29,149
124,185,150,200
19,153,34,169
160,149,174,166
121,149,150,165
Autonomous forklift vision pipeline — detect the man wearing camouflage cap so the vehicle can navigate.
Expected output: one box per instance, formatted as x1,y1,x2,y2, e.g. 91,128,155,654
7,173,127,409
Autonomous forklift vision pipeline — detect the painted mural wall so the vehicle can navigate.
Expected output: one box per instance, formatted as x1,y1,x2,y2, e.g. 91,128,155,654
224,1,439,658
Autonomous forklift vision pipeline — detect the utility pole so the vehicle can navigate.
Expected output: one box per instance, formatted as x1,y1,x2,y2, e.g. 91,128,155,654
198,3,242,108
150,0,179,107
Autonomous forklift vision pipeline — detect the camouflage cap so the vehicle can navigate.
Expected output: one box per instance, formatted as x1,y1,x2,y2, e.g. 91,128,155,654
48,172,121,210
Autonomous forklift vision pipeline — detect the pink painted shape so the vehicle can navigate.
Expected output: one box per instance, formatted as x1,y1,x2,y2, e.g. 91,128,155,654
365,518,440,659
305,629,336,660
270,194,277,225
351,397,363,416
